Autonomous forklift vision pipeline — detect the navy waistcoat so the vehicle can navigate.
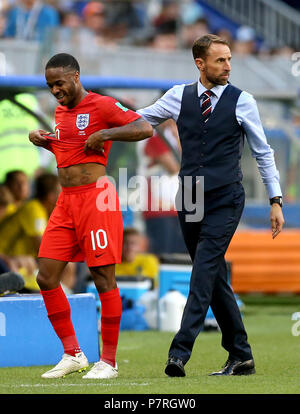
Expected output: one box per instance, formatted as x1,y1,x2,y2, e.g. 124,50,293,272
176,82,244,192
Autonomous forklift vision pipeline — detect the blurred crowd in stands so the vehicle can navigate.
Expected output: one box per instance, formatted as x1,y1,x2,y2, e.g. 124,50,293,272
0,0,297,56
0,169,77,294
0,167,162,295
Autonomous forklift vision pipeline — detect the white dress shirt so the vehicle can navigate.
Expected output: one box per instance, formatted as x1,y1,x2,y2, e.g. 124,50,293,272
137,81,282,199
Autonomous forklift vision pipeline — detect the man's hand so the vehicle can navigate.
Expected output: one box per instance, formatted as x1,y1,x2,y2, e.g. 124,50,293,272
29,129,50,148
84,130,106,154
270,204,284,239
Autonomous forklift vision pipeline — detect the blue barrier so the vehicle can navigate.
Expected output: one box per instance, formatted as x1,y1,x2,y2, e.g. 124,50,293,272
0,293,99,367
159,264,192,299
1,75,299,101
0,75,190,91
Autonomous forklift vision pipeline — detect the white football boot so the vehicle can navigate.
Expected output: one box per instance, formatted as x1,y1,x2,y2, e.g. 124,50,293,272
41,352,89,379
82,360,118,379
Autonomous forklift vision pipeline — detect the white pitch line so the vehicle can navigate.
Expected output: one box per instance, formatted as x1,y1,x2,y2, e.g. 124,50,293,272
0,382,150,388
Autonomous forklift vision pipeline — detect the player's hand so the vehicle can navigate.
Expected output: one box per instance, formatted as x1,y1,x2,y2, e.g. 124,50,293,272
84,131,106,154
270,204,284,239
29,129,50,148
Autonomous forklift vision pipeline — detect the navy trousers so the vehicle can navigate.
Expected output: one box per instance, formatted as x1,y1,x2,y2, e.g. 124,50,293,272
169,182,253,364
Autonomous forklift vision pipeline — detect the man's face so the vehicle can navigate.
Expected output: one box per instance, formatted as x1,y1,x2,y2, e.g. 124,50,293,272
21,0,36,9
195,43,232,86
9,172,30,202
122,234,141,262
45,67,80,108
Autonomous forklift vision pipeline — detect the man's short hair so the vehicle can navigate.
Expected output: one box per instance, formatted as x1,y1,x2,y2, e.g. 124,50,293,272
192,34,230,60
45,53,80,73
34,173,59,201
4,170,27,186
123,227,140,238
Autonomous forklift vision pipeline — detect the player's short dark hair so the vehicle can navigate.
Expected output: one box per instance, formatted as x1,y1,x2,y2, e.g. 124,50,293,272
192,34,230,60
34,173,59,201
45,53,80,73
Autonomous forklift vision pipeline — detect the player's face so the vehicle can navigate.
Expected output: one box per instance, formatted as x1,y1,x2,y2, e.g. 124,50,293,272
122,234,141,262
9,172,30,202
195,43,231,86
45,67,80,108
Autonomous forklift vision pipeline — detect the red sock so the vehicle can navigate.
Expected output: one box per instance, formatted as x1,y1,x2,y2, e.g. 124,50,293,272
41,285,81,356
99,287,122,367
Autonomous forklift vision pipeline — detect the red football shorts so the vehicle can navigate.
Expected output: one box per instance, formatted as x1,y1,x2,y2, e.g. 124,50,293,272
38,177,123,267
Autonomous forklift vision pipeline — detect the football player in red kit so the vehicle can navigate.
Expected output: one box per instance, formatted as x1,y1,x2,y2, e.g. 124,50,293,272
29,53,153,379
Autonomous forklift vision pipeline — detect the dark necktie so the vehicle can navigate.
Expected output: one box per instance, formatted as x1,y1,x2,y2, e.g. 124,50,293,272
201,90,213,123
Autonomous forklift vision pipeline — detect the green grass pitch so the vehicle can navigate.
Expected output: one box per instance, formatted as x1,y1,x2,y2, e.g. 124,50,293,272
0,295,299,394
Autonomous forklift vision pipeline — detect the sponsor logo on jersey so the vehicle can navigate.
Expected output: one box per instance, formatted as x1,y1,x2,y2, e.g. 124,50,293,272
76,113,90,130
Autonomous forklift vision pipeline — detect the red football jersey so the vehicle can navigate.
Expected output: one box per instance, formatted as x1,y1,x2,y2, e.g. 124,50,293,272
46,91,141,168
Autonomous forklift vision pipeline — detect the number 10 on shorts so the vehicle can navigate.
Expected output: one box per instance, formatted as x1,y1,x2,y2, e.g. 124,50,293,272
90,229,108,250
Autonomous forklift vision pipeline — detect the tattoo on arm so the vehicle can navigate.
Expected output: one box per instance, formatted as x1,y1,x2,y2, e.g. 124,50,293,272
102,118,153,142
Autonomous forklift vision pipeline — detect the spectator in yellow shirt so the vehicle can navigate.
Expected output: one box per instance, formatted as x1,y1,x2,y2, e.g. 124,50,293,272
0,173,60,257
115,227,159,289
0,173,75,291
0,184,17,223
4,170,30,209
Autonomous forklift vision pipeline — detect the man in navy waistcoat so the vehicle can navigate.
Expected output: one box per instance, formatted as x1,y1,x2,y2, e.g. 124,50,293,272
138,34,284,377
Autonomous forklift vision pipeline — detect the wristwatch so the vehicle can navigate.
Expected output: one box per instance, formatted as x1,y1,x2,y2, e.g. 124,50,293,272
270,196,283,208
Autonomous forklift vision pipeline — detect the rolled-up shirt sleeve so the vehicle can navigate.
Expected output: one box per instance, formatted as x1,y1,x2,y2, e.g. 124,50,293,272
137,84,184,126
236,91,282,199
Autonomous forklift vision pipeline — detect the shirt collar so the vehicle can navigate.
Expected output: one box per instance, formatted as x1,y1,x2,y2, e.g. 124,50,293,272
197,80,228,99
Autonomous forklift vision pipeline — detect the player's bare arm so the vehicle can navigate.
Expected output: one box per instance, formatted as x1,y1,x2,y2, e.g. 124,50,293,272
83,118,153,154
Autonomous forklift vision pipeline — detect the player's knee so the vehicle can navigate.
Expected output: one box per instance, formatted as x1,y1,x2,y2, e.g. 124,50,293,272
36,264,60,290
36,269,59,290
90,267,116,293
36,270,51,290
94,276,116,293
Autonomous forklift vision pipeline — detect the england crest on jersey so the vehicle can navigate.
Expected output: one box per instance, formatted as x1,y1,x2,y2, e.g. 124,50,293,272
76,113,90,130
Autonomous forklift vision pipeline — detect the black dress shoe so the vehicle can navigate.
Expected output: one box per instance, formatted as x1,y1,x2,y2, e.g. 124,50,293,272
165,357,186,377
209,359,255,376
